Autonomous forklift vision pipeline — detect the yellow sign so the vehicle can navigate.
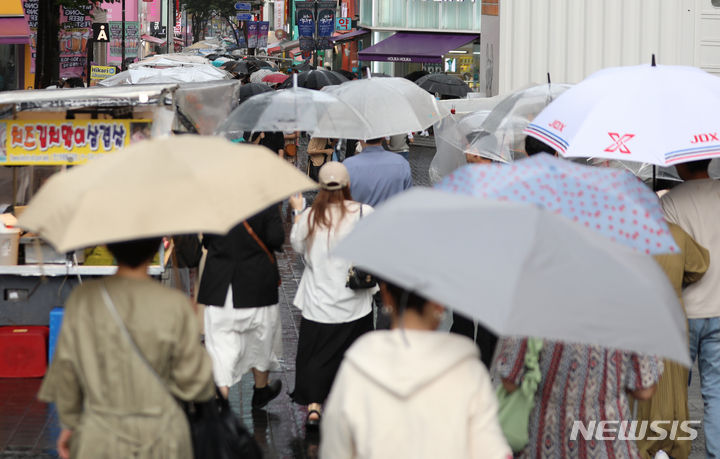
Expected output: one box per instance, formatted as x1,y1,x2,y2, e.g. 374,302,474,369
90,65,116,80
0,119,152,165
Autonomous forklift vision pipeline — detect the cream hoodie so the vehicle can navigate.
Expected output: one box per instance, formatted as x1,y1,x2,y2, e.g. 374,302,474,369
320,329,512,459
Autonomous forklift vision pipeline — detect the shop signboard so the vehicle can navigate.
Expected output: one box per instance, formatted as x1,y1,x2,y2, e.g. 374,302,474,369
58,4,93,79
335,17,351,31
237,13,252,21
21,0,38,75
90,65,116,80
274,0,285,31
257,22,270,48
109,21,139,63
235,2,251,10
247,21,259,48
0,120,153,166
296,2,315,38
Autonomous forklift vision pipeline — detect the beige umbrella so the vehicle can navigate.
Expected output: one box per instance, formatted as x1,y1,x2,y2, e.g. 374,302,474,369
18,136,317,253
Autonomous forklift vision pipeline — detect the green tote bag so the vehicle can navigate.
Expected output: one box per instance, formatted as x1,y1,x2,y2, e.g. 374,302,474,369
495,337,544,452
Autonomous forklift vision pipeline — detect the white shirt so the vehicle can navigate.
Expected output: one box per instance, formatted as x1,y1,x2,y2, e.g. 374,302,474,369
661,179,720,318
290,201,375,323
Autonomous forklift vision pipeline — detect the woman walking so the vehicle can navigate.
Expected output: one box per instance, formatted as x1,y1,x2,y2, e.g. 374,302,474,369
289,162,375,430
39,238,214,459
320,281,512,458
197,204,285,406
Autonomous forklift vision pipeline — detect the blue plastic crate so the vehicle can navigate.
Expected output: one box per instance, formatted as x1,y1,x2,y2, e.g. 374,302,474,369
48,307,64,364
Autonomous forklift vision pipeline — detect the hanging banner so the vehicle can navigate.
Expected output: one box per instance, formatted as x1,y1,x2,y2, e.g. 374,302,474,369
22,0,39,75
108,21,140,64
58,4,93,79
296,2,315,38
247,21,258,48
299,37,315,52
316,2,336,37
274,0,284,31
257,21,269,48
0,120,153,166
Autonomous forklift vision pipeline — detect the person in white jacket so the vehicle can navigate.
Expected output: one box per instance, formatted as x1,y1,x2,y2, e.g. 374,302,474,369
320,281,512,459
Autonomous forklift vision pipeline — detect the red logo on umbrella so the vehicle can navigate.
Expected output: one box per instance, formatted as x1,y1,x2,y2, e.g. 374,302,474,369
604,133,635,154
549,120,565,132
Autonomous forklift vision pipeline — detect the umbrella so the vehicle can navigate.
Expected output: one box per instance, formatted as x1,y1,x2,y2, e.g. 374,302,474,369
18,137,317,253
319,77,448,139
335,69,357,81
590,159,682,185
415,73,471,99
99,66,230,86
244,58,275,69
249,69,274,84
334,188,689,366
429,110,491,185
238,83,273,104
467,83,572,163
277,69,348,90
436,154,678,255
262,72,289,85
525,64,720,166
404,70,429,82
216,86,371,139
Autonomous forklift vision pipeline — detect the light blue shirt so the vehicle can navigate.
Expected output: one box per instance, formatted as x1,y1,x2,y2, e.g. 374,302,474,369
343,145,413,207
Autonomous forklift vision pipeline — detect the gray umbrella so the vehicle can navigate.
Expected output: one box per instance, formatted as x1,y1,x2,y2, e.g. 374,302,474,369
415,73,471,99
334,188,689,366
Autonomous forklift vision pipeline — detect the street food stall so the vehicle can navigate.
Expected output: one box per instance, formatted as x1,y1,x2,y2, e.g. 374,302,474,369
0,82,240,325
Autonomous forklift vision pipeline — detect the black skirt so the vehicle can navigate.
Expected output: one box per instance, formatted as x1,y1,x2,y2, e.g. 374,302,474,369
291,313,373,405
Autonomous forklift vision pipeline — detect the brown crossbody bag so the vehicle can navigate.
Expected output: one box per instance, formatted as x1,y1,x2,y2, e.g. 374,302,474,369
243,221,281,286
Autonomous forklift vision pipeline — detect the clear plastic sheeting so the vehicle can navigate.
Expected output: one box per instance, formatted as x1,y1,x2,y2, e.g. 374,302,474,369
99,66,231,87
216,87,371,139
173,81,241,135
467,83,572,162
429,110,490,185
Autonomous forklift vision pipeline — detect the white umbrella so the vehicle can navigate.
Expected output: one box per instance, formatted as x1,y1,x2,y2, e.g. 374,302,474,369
526,64,720,166
215,86,371,138
335,188,689,366
319,77,448,139
18,136,317,252
249,69,274,84
99,66,230,86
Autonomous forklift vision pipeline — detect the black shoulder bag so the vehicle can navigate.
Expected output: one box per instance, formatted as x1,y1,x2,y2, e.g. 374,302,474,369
345,205,379,290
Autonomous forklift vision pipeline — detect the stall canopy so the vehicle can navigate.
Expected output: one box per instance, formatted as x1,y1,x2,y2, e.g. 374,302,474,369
0,0,31,45
141,34,166,45
358,32,478,63
330,29,369,43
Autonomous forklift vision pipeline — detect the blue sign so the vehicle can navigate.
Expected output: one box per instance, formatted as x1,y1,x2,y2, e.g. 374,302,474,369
335,17,351,31
316,2,336,38
236,13,253,21
234,2,251,10
296,4,315,38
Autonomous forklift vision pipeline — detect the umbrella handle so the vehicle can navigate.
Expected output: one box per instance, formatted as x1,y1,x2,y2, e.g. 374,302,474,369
293,73,298,88
366,67,371,79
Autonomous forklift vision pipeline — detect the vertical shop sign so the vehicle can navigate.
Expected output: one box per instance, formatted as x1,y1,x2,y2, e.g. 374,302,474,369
58,4,92,79
274,0,284,31
22,0,39,75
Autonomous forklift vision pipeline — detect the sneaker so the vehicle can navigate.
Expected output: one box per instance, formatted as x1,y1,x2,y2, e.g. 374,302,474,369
251,380,282,409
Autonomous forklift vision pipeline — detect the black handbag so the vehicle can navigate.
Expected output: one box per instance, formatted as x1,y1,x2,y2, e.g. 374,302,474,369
345,205,378,290
100,285,262,459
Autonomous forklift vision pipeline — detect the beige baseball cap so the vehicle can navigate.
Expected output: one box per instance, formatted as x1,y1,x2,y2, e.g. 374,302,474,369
318,161,350,190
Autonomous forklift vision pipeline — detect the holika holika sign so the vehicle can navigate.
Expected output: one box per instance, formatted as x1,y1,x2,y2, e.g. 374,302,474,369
0,119,152,165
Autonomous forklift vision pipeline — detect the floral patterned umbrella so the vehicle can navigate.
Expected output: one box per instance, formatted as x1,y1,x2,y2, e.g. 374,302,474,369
436,153,678,255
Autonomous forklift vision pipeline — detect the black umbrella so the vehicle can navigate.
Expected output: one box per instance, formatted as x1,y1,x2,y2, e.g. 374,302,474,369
238,83,274,104
415,73,471,99
278,69,348,90
404,70,429,82
335,69,358,80
244,58,275,69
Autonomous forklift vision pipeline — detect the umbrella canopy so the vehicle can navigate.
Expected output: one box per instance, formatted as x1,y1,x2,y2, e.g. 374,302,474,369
404,70,429,82
429,110,491,185
335,69,357,81
18,137,317,253
467,83,572,163
334,188,689,366
249,69,274,84
278,69,348,90
238,82,273,104
437,154,678,255
244,58,275,69
222,60,254,75
99,66,229,86
590,159,682,185
131,54,210,68
526,64,720,166
216,87,371,138
415,73,471,99
319,77,448,139
262,72,289,84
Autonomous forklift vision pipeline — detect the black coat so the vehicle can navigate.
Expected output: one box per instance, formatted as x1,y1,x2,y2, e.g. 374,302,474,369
197,205,284,308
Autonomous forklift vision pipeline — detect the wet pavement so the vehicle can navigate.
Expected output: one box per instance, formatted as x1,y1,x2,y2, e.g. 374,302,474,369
0,142,708,458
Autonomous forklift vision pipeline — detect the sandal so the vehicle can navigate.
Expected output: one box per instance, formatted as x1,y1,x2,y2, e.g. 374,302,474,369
305,409,321,431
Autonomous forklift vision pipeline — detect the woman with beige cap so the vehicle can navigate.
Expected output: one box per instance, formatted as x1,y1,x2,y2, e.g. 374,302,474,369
288,162,375,431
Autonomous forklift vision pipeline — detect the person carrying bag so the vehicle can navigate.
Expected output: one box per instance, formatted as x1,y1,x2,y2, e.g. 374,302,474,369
307,137,335,182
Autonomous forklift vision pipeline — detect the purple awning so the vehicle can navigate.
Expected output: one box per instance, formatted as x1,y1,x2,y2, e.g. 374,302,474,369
330,28,369,43
0,17,31,45
358,32,478,63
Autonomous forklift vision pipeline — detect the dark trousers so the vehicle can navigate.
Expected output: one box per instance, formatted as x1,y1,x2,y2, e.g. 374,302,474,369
450,311,498,368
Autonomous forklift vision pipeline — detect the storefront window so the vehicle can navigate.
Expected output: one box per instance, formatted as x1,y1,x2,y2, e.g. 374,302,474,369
407,0,440,29
0,45,19,91
369,0,478,31
359,0,373,25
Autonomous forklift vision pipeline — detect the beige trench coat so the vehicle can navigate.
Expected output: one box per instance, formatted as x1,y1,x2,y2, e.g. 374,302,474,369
38,277,215,459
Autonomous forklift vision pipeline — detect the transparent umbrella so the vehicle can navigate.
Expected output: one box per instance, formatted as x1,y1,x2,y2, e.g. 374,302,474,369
429,110,491,185
467,83,572,163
